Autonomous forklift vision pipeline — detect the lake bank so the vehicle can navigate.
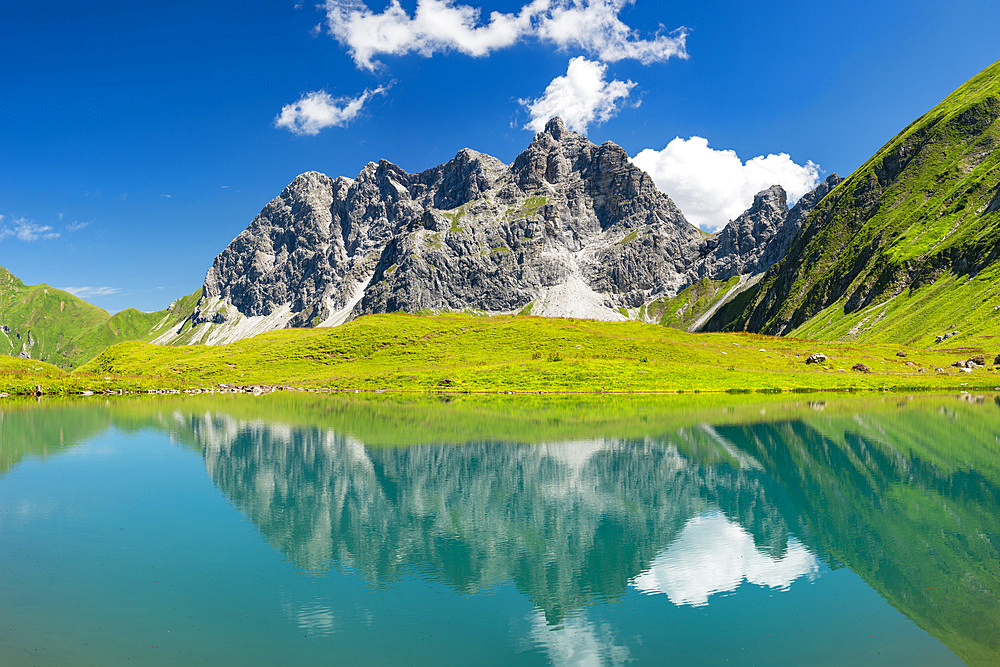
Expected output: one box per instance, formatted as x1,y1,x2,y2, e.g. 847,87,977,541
3,313,1000,396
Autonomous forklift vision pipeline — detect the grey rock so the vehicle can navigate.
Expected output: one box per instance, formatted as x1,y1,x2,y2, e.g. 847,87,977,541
968,353,986,366
805,352,827,364
687,174,842,282
180,117,839,342
896,351,907,357
852,363,871,373
986,185,1000,214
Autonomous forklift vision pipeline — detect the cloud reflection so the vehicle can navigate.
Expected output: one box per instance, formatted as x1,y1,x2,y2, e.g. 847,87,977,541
631,510,818,606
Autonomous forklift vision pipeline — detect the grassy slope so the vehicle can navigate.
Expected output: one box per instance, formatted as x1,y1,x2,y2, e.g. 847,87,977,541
0,266,199,368
642,276,742,329
49,312,1000,394
719,59,1000,342
0,267,111,365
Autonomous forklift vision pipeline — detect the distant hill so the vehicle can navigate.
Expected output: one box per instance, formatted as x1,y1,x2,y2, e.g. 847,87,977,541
711,59,1000,345
0,267,199,368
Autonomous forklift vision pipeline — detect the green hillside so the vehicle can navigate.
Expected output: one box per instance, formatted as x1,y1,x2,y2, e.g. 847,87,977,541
716,59,1000,344
0,266,199,368
73,312,1000,394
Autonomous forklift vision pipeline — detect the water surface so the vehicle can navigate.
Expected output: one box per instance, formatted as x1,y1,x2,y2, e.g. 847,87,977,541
1,393,998,664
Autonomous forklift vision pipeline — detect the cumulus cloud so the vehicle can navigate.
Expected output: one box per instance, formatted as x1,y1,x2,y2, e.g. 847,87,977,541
59,286,122,298
0,217,61,242
631,137,821,231
324,0,687,70
275,86,390,135
521,56,634,133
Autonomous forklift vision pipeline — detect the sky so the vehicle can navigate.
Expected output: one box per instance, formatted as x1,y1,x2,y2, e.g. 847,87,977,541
2,0,998,313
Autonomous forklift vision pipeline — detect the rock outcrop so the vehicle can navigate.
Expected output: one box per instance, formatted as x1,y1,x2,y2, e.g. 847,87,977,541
687,174,842,282
162,118,837,345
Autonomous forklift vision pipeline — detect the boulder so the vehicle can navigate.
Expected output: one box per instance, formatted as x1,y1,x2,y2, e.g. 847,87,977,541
805,353,827,365
896,350,907,357
969,353,986,366
852,363,871,373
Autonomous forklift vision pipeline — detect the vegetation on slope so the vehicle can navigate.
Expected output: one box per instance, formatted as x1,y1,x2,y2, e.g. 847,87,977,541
642,276,743,330
30,312,997,394
0,266,199,368
717,58,1000,341
0,267,111,365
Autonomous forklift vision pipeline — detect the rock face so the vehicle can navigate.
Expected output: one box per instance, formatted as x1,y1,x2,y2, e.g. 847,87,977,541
168,118,837,345
686,175,841,283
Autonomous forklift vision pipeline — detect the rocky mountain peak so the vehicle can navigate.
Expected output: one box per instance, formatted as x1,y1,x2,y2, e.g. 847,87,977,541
750,185,788,213
688,176,840,283
167,124,840,346
544,116,567,139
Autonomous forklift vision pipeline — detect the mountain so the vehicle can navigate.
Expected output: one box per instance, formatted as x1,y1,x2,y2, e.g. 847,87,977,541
154,117,834,346
0,266,199,368
710,59,1000,344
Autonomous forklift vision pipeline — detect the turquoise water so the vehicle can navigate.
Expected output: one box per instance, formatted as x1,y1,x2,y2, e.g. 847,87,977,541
1,393,998,665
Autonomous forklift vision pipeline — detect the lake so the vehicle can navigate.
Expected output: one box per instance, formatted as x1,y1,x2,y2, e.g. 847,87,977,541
1,392,998,665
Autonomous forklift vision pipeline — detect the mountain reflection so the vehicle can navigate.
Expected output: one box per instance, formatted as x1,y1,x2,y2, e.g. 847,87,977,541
3,393,998,663
187,413,812,623
165,395,1000,664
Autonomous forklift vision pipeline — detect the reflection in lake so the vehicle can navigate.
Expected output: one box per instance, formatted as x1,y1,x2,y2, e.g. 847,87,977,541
1,393,998,664
631,510,818,606
195,418,813,624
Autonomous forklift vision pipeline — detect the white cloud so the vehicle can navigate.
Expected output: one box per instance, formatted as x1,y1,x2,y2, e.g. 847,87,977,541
630,510,819,607
0,217,61,242
324,0,687,71
59,286,122,298
537,0,687,65
275,86,389,135
521,56,634,134
65,221,89,233
631,137,821,231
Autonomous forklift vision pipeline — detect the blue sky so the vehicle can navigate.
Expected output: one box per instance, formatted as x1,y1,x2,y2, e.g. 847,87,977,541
2,0,998,313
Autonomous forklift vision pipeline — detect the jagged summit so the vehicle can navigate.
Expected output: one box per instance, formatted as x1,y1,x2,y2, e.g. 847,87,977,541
157,119,836,346
544,116,567,138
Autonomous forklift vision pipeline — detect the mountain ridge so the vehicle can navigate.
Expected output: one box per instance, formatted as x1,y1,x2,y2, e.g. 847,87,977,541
155,117,832,346
711,58,1000,343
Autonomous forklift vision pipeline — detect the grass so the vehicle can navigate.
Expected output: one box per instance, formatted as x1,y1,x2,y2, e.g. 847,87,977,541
0,266,200,368
728,58,1000,336
647,276,741,328
3,312,997,396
